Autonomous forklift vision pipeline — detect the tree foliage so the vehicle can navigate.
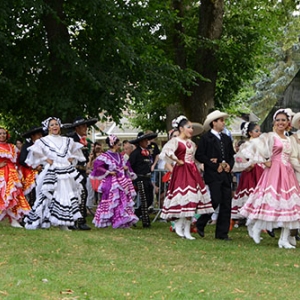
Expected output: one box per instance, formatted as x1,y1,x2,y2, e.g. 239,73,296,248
0,0,299,137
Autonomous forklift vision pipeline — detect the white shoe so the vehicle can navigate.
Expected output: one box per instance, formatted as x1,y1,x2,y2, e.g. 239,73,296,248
247,224,253,238
183,219,195,240
10,219,23,228
288,236,297,247
278,239,295,249
174,218,185,238
278,228,296,249
59,225,71,231
252,227,261,244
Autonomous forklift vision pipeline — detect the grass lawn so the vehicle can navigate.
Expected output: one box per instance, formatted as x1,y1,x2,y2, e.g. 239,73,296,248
0,215,299,300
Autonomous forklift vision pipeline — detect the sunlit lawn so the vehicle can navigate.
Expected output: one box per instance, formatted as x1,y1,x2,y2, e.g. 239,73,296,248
0,213,299,300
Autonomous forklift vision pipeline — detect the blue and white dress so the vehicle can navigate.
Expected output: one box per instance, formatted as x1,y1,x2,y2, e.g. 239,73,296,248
24,134,85,229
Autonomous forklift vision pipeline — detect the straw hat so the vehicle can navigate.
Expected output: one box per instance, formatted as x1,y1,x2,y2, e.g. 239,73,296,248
203,110,229,131
292,112,300,129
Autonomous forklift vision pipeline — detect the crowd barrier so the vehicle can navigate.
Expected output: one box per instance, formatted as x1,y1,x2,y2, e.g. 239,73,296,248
151,169,169,222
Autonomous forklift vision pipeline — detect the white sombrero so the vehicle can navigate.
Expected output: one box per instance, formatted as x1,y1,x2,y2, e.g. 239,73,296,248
292,112,300,129
203,110,229,131
192,122,204,136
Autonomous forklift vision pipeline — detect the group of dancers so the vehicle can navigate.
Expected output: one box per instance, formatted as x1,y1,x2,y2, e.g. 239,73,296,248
2,108,300,249
160,108,300,249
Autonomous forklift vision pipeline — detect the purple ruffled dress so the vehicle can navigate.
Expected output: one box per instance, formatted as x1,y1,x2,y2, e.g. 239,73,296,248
90,150,138,228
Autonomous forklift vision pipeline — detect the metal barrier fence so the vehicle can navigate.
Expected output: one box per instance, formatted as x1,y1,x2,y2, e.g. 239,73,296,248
151,169,169,222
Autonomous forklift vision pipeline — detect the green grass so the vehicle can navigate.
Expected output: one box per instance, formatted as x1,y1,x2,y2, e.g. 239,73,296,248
0,216,299,300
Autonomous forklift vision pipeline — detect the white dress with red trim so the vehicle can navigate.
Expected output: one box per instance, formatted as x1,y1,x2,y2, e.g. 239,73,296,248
159,137,213,219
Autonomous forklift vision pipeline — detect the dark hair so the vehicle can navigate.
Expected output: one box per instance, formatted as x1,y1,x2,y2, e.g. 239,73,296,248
105,136,120,148
209,118,223,129
237,140,245,147
177,118,189,131
241,122,258,138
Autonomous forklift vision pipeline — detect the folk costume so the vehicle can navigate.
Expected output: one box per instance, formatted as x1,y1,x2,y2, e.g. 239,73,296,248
91,135,138,228
240,109,300,248
129,132,157,228
24,117,85,229
160,138,213,219
66,116,98,230
195,110,235,240
231,123,264,220
0,130,30,226
289,112,300,243
19,126,44,207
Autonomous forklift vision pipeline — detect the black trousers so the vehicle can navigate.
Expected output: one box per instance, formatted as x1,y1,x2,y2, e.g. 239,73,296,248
77,177,88,225
196,173,232,239
134,177,154,228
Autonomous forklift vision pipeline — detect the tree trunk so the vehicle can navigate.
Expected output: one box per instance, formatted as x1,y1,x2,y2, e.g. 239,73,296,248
184,0,224,124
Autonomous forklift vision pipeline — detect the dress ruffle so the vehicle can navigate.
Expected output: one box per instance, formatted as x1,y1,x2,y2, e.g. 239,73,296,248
160,138,213,220
240,134,300,230
0,143,30,220
92,151,138,228
24,135,84,229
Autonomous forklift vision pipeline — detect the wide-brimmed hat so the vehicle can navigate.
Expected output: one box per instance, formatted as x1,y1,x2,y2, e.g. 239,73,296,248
65,116,98,129
203,110,229,131
192,122,204,136
22,126,45,138
129,132,158,144
292,112,300,129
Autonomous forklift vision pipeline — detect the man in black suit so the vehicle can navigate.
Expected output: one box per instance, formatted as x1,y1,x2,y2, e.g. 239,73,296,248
68,116,97,230
129,132,157,228
195,110,235,240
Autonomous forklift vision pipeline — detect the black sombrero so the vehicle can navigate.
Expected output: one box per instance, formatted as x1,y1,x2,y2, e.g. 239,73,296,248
64,116,98,129
129,132,158,144
22,126,45,138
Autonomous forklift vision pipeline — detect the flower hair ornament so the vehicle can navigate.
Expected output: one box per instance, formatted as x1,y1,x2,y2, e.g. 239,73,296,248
108,134,118,147
241,122,250,138
171,115,188,128
273,109,291,121
0,127,10,140
41,117,62,131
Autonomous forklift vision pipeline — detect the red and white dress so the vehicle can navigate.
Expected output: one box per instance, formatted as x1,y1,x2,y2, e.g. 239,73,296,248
231,141,264,219
0,143,30,221
159,137,213,219
240,133,300,231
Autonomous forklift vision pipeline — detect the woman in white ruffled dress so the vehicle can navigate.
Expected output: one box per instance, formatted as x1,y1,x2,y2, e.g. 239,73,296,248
24,117,85,230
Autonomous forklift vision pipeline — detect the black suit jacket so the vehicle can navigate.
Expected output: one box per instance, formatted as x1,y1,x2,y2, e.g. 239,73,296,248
195,131,235,184
68,133,89,173
19,140,33,168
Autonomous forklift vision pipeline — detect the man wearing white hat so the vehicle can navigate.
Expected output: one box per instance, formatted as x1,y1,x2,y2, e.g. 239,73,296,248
195,110,235,240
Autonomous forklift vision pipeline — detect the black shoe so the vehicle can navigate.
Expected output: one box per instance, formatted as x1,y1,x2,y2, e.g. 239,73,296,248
78,224,91,230
68,225,78,230
266,230,275,238
197,228,205,237
216,237,232,241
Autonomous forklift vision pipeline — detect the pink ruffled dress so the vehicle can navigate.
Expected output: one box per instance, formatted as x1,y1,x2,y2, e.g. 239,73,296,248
240,133,300,230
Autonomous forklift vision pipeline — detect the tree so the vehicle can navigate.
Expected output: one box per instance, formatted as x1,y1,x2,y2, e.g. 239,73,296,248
132,0,300,129
0,0,186,136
